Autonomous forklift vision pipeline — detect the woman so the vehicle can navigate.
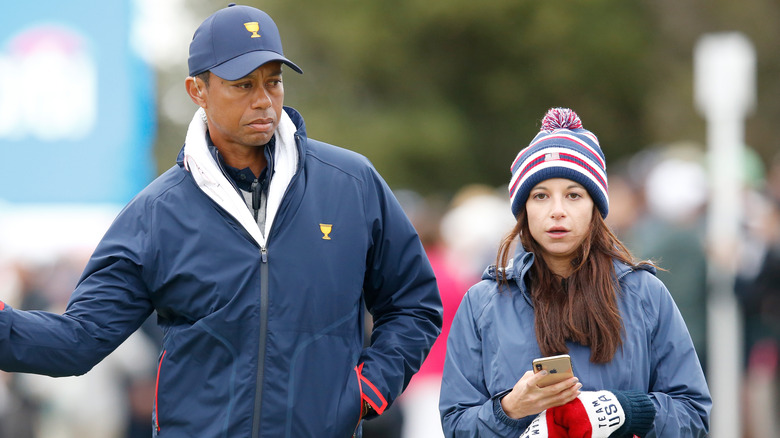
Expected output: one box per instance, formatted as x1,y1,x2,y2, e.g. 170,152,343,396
439,108,711,437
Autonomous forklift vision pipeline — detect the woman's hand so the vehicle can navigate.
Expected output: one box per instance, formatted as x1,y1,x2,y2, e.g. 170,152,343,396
500,370,582,419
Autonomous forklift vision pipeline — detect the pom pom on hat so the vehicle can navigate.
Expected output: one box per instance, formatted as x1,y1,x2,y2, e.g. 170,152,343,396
508,108,609,218
541,107,583,132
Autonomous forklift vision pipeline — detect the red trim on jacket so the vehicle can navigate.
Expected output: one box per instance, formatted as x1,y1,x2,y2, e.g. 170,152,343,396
352,365,365,432
354,362,388,415
155,350,167,432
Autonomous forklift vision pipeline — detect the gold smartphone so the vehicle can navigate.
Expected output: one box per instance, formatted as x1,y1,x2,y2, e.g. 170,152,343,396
532,354,574,387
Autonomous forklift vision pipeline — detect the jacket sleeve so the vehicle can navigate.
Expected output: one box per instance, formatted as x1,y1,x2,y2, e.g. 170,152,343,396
0,200,155,377
439,290,531,437
643,274,712,437
356,166,443,416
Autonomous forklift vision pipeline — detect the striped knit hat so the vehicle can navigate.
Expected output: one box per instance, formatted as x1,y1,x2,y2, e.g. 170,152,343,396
508,108,609,218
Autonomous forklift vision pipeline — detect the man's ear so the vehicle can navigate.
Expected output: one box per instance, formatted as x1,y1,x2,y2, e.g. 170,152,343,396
185,76,206,107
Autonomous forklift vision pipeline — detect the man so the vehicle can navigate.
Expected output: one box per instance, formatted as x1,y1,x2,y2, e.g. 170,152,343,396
0,4,442,437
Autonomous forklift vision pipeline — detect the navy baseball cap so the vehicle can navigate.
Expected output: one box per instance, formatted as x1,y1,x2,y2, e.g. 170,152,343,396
188,3,303,80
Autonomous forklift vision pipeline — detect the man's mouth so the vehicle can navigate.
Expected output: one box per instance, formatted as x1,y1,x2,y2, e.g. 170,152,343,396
247,118,274,131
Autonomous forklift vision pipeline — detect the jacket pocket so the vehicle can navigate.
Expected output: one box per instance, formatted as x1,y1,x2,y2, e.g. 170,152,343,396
354,362,388,416
347,364,363,437
153,323,239,437
153,349,167,433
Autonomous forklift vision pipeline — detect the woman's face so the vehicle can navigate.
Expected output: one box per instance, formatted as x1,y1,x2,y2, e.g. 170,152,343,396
525,178,594,276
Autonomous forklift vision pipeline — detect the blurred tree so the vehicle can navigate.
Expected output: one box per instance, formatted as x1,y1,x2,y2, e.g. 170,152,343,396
154,0,780,199
272,0,653,197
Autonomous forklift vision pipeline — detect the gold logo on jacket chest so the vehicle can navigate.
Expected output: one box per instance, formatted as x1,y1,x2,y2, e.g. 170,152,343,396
319,224,333,240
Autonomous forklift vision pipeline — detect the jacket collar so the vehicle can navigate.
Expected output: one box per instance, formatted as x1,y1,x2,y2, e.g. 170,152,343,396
179,106,303,247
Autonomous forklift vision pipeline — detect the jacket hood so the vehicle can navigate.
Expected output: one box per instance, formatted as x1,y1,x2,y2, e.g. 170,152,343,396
480,245,655,285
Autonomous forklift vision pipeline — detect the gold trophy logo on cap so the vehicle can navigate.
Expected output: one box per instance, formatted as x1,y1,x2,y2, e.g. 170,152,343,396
244,22,261,38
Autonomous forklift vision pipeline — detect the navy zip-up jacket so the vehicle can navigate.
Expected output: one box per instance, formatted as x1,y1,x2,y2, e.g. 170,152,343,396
0,107,443,437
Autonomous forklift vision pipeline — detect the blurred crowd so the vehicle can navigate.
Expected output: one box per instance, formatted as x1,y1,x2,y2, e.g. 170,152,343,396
0,143,778,437
0,249,161,438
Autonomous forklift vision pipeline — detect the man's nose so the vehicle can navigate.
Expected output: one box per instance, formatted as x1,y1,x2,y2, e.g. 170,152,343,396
252,88,272,109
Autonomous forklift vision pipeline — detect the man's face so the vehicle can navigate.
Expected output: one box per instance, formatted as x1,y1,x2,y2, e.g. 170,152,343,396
198,61,285,150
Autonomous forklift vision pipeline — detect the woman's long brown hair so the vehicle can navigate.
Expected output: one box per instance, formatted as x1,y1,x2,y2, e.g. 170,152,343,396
496,205,652,363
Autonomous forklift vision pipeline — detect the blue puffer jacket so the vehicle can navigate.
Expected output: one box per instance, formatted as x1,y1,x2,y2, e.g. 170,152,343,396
439,249,711,437
0,107,442,437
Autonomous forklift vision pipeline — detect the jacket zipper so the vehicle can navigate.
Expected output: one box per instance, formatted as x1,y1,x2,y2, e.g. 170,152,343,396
249,132,301,437
207,148,271,436
209,142,273,437
251,247,270,438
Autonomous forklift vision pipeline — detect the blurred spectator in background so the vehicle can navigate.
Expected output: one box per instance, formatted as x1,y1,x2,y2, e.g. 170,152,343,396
607,145,710,372
602,170,645,246
735,150,780,437
439,185,516,287
393,190,473,438
633,145,710,372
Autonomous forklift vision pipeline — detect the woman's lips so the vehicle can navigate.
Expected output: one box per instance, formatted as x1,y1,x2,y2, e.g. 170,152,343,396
547,227,569,237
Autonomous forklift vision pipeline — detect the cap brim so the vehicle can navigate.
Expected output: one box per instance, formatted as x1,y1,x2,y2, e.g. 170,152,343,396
210,50,303,80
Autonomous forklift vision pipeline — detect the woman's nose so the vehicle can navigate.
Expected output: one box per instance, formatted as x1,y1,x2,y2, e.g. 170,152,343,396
549,197,566,218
